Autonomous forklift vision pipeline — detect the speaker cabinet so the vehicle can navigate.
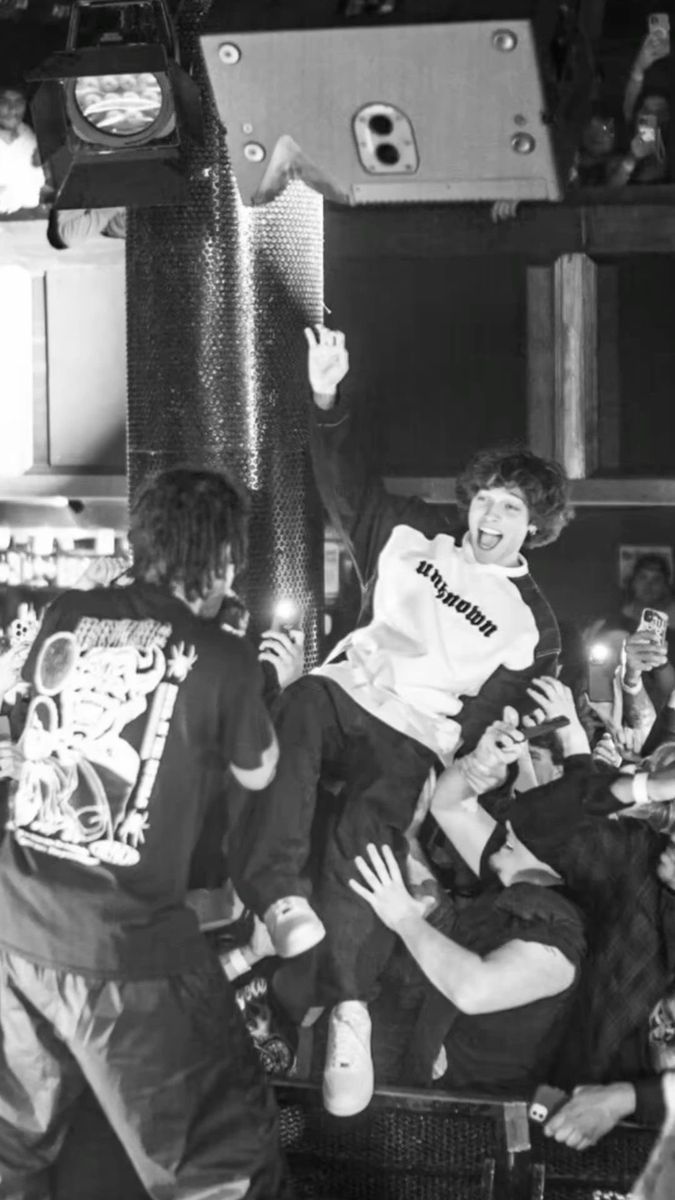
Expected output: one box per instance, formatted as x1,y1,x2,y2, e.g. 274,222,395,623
200,2,593,206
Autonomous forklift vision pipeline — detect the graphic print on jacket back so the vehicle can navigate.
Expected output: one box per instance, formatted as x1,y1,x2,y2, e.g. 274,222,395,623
9,615,195,868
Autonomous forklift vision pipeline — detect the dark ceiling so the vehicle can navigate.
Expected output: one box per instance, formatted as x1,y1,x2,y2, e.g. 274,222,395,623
0,1,670,98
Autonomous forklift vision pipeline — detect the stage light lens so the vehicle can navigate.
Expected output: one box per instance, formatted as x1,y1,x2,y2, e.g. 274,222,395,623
74,72,163,137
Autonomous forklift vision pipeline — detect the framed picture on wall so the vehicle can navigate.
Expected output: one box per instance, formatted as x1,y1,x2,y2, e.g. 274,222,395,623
618,544,674,589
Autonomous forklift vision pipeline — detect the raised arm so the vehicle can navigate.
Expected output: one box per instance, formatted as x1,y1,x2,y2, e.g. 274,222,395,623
349,843,574,1013
305,325,451,594
430,709,525,876
622,30,670,124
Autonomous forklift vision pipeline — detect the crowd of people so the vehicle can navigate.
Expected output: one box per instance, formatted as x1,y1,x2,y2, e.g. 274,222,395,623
572,13,672,191
0,325,674,1199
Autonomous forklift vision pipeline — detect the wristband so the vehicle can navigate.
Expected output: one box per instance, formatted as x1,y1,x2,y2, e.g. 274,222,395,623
632,770,651,806
221,946,251,981
622,674,644,695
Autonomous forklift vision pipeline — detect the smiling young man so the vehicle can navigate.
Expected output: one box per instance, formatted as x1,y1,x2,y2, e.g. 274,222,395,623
229,325,572,1118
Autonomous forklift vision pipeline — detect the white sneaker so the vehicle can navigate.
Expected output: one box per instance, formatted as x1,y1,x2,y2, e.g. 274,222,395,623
322,1001,373,1117
263,896,326,958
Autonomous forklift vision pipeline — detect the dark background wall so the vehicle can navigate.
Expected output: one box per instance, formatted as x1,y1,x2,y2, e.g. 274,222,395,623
324,208,675,633
617,256,675,475
534,508,675,627
325,238,529,476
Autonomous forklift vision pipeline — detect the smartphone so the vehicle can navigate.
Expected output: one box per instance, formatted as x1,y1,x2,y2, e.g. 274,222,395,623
520,715,570,741
529,1084,569,1124
637,113,658,144
271,599,299,635
637,607,668,643
649,12,670,38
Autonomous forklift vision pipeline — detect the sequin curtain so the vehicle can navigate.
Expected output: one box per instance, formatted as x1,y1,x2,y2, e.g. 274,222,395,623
126,1,324,665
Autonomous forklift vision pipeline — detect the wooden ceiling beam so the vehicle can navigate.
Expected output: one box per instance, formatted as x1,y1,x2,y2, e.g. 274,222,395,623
325,196,675,259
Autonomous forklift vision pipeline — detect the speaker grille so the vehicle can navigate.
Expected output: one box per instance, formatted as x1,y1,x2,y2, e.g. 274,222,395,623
126,5,324,661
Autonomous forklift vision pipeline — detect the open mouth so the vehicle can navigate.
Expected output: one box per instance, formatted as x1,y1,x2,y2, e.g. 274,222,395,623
477,528,502,552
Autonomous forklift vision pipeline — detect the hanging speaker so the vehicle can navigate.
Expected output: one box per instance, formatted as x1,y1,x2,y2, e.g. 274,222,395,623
200,1,594,206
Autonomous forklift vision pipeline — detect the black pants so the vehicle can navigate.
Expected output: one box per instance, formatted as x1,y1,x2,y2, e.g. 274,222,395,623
0,948,282,1200
230,676,437,1004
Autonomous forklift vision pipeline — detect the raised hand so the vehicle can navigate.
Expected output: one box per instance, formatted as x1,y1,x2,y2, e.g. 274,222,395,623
624,629,668,680
465,706,525,787
304,325,349,405
634,29,671,75
525,676,579,727
349,842,424,931
258,628,305,691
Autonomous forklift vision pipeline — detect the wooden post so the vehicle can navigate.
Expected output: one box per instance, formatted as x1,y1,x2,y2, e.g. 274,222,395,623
527,253,598,478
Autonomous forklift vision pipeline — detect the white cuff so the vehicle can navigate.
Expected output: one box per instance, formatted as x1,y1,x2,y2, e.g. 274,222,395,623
221,947,252,981
632,771,651,806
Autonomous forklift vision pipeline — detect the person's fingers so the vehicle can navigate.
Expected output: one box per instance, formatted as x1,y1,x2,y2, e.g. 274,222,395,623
529,676,555,695
304,326,319,347
547,1119,573,1142
260,630,293,651
353,853,380,890
563,1128,587,1151
348,878,375,904
544,1110,566,1136
334,330,346,350
526,705,546,725
366,842,392,885
380,843,403,883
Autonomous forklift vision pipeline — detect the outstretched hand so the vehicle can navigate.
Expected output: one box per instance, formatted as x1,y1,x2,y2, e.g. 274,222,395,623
304,325,349,405
349,843,425,931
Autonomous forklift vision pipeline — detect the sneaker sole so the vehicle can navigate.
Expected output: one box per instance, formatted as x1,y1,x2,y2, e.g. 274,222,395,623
322,1080,374,1118
274,920,326,959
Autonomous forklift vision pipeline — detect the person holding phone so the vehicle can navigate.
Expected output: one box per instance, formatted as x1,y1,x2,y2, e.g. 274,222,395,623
609,14,671,187
228,325,572,1118
586,554,675,716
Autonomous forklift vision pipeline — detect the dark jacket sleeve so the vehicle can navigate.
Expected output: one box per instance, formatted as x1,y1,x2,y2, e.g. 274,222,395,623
456,590,561,753
633,1075,667,1127
309,397,455,608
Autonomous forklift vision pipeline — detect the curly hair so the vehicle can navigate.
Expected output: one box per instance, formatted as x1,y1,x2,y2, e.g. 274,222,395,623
129,466,249,601
455,443,573,548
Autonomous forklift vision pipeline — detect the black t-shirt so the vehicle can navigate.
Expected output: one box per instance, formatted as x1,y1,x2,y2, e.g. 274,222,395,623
0,582,275,978
405,883,585,1095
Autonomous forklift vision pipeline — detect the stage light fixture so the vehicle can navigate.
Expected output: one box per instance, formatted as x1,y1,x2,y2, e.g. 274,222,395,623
28,0,203,210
